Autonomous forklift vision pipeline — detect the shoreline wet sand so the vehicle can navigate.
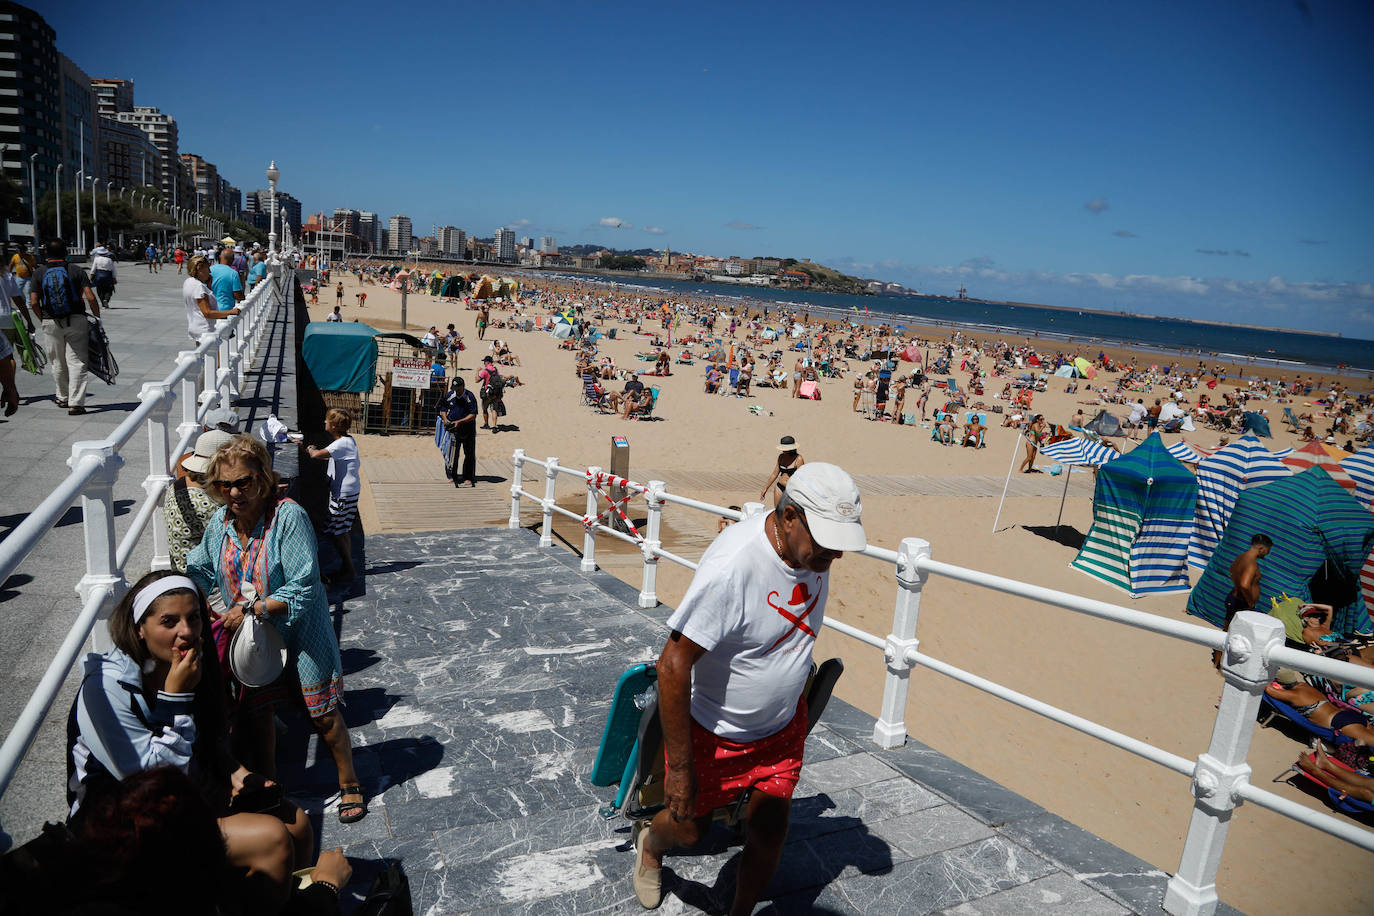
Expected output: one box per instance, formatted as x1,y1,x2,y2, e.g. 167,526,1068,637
321,263,1372,916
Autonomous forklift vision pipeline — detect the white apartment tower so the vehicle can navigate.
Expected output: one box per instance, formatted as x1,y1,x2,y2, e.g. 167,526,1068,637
495,227,516,262
389,214,413,255
438,226,466,257
539,236,557,254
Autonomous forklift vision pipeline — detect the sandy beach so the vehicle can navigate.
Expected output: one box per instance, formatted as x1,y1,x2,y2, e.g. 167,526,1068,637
319,266,1373,915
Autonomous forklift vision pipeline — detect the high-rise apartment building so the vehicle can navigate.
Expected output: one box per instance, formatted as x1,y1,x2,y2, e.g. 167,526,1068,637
519,236,533,251
357,212,381,254
437,226,466,257
90,77,133,119
494,227,516,262
116,106,183,201
539,236,557,253
57,54,96,201
0,2,60,228
98,116,159,189
181,153,221,212
332,208,360,236
389,215,413,255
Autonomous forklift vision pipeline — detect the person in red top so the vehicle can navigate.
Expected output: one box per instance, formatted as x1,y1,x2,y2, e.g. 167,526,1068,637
477,356,504,430
174,246,186,274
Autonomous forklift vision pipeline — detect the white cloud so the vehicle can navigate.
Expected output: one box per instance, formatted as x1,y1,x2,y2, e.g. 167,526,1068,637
599,217,631,229
1084,198,1110,214
509,218,533,228
643,226,666,235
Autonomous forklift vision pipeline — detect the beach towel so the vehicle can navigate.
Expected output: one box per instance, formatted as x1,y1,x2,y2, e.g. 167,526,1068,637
799,380,820,400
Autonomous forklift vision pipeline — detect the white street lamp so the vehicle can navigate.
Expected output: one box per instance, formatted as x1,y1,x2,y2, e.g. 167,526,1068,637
55,164,63,241
27,153,37,241
89,176,98,249
75,169,83,254
265,161,279,253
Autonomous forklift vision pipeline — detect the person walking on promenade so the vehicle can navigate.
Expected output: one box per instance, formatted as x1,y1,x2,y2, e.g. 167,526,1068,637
760,435,805,507
306,409,362,586
30,239,100,415
145,243,159,273
90,245,117,309
441,376,478,487
632,463,866,913
174,245,186,274
10,240,35,300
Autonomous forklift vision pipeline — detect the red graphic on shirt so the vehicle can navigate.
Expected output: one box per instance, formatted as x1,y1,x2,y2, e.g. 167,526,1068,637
763,578,821,655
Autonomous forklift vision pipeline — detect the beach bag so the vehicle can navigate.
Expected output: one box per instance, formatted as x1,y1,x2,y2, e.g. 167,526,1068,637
12,318,46,374
85,318,119,385
356,861,413,916
902,413,916,426
40,265,82,320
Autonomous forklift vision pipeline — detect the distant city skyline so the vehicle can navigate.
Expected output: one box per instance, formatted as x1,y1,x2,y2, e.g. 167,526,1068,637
36,0,1374,336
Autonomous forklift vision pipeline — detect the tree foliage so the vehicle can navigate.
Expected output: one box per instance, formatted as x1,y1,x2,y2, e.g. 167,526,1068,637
598,254,646,271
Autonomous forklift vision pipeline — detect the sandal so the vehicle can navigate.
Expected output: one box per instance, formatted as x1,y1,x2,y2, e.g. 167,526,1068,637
338,785,368,824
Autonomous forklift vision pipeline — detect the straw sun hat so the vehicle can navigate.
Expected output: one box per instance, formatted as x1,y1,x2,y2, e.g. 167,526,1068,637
777,435,799,452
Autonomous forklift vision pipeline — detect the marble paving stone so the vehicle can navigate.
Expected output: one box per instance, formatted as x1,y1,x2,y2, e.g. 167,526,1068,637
938,870,1130,915
803,724,867,765
881,740,1049,829
797,751,903,793
786,778,946,845
867,804,996,861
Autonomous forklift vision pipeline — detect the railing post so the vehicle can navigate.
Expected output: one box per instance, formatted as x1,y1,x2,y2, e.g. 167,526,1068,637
509,449,525,529
142,382,174,571
69,441,126,653
216,322,236,406
873,537,931,748
177,350,200,441
638,480,666,608
541,457,558,547
582,466,601,572
231,314,248,392
1164,611,1283,916
199,331,218,396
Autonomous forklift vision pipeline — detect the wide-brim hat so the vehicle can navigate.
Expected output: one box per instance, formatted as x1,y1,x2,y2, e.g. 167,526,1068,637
181,429,236,474
229,613,288,687
777,435,798,452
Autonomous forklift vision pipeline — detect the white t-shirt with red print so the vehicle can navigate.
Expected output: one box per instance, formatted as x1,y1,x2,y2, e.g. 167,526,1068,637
666,513,828,742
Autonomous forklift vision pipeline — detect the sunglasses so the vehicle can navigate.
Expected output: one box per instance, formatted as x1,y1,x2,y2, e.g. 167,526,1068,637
213,474,256,493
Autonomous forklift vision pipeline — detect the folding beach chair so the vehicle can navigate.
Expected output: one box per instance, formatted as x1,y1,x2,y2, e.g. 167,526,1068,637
1258,694,1355,747
591,658,845,824
582,373,611,412
631,387,660,420
728,368,741,395
1274,751,1374,817
1283,407,1304,433
964,412,987,448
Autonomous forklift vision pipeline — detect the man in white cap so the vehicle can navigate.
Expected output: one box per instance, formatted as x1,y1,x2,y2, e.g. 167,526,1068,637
90,245,117,309
633,462,865,912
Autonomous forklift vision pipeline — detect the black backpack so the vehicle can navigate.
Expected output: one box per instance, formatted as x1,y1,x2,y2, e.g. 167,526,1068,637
40,265,82,320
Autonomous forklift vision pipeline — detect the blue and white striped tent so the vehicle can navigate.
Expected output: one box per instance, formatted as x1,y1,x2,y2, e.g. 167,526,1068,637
1187,434,1290,571
1166,440,1205,464
1071,433,1198,595
1344,446,1374,508
1038,437,1119,467
1186,467,1374,635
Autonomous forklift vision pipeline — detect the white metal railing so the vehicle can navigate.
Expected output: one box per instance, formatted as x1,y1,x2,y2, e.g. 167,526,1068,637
508,448,1374,916
0,263,293,833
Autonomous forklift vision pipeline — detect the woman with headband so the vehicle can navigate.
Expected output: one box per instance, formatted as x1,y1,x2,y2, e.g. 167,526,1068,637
68,569,311,909
184,434,365,824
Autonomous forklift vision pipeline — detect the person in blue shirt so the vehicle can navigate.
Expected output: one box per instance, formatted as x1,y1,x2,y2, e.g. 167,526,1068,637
441,376,479,487
209,249,245,312
246,250,268,290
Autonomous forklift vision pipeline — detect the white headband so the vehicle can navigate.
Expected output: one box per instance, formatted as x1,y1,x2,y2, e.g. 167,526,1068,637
132,576,200,624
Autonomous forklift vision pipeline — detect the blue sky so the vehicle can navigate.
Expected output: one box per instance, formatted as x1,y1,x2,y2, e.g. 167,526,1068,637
39,0,1374,336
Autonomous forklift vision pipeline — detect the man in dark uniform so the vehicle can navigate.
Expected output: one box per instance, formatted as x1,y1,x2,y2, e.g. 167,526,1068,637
442,376,479,487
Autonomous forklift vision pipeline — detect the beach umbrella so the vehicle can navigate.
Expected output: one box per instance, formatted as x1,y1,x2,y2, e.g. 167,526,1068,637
1282,440,1358,493
1186,467,1374,635
900,344,920,362
1073,357,1096,379
1071,433,1199,596
993,435,1118,534
1188,433,1290,570
1166,441,1204,464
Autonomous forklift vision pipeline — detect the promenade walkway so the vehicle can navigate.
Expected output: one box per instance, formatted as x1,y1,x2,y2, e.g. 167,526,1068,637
0,263,297,847
0,270,1245,913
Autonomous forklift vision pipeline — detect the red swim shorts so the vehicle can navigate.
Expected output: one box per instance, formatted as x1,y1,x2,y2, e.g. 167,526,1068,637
677,697,808,819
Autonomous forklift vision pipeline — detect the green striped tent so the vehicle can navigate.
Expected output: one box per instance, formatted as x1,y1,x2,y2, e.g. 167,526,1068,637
1186,466,1374,634
1071,433,1198,595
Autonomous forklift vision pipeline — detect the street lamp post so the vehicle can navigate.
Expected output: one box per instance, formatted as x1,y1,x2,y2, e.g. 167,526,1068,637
55,164,63,242
265,161,279,254
28,153,37,242
75,170,83,254
90,177,99,248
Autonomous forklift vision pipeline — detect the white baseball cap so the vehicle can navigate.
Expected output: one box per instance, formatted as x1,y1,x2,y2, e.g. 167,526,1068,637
784,462,866,552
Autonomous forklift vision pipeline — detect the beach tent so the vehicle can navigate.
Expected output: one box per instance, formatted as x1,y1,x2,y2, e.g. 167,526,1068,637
1187,434,1290,570
550,316,574,340
1166,441,1205,464
1185,467,1374,635
1071,433,1198,596
1084,409,1125,438
1053,364,1079,379
1344,447,1374,508
1073,357,1097,379
1282,440,1358,493
992,434,1118,532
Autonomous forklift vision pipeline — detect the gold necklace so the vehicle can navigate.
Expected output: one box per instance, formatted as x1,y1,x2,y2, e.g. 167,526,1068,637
769,514,787,562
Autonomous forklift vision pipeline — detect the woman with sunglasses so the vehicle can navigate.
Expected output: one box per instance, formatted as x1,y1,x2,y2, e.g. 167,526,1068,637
68,570,312,910
185,435,367,824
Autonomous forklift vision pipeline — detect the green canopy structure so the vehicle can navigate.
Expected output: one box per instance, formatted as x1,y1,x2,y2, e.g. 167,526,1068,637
1186,466,1374,635
302,322,381,393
